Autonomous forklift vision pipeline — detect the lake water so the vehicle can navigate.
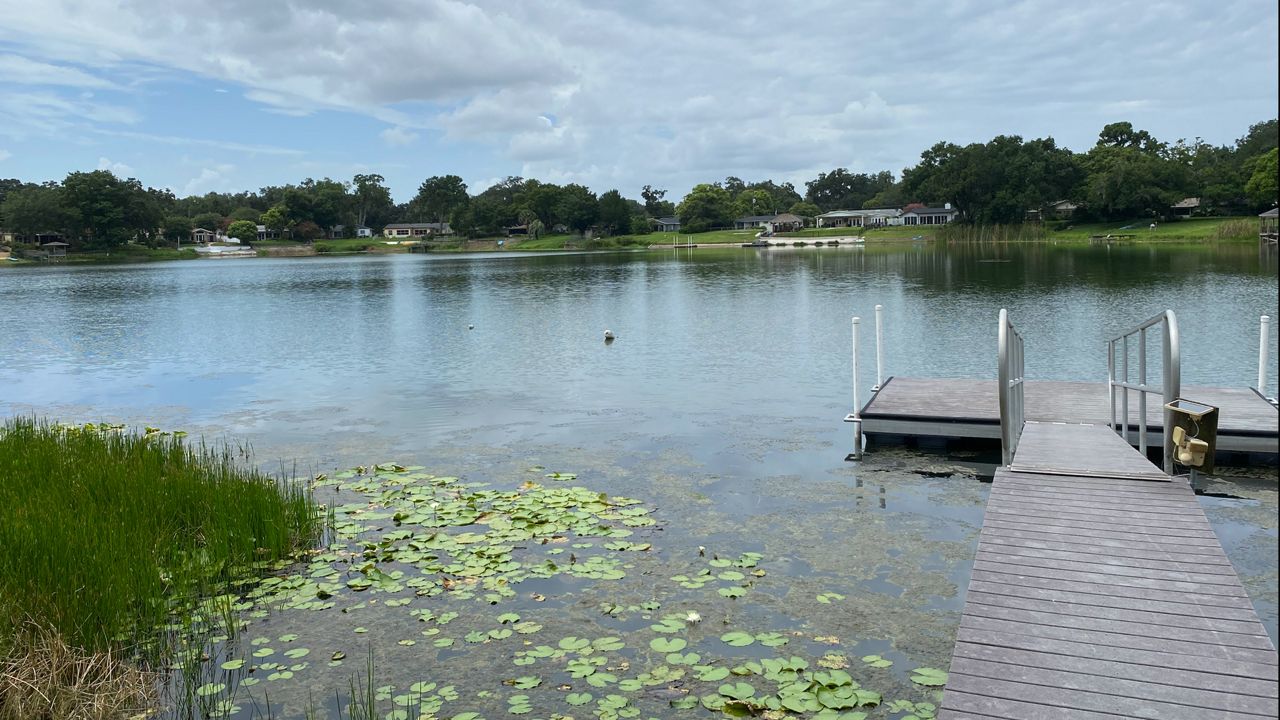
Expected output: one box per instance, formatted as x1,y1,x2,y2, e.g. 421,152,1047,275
2,241,1276,716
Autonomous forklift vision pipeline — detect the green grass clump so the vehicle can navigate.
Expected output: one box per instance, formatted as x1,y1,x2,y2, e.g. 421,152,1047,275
0,418,317,652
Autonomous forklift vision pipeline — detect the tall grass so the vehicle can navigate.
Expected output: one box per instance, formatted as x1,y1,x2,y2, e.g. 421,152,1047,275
0,417,317,653
1213,218,1256,240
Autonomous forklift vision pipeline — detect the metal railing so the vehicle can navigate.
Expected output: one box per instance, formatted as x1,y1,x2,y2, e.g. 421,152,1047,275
1258,315,1277,406
1108,310,1180,474
997,309,1025,467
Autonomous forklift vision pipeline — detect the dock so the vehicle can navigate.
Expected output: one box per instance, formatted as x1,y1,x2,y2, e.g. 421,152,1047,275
861,377,1278,455
940,422,1279,719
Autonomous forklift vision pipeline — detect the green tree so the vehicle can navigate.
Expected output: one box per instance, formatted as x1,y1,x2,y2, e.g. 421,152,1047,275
596,189,631,235
412,175,469,223
746,180,802,211
163,215,193,243
192,212,223,231
261,205,289,234
226,220,258,243
284,178,349,229
294,220,323,242
0,184,78,238
556,184,599,234
229,206,261,222
521,182,563,227
677,184,734,232
804,169,897,211
450,197,505,238
629,214,652,234
734,189,775,218
1244,147,1278,208
789,201,821,218
640,185,675,217
352,173,393,228
60,170,148,247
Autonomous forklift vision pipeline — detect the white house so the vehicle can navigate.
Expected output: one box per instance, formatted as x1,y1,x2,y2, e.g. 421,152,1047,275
383,222,452,238
815,209,902,228
356,225,373,237
733,214,775,230
900,205,959,226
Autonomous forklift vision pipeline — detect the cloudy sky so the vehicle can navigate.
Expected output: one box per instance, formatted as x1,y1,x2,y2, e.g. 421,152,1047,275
0,1,1276,202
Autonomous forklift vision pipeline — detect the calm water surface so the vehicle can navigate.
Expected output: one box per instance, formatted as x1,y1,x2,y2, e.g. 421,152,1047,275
2,242,1276,713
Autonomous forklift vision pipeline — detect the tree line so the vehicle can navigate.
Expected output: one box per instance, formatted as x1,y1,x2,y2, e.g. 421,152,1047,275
0,118,1274,249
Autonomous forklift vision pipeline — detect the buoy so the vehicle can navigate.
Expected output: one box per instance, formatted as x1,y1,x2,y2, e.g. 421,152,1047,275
604,330,615,342
468,324,474,330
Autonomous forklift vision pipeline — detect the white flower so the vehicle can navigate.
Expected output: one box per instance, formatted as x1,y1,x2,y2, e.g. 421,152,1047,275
685,611,701,624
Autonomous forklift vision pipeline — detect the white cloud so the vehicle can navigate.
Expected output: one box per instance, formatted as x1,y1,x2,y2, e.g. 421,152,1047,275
0,53,116,88
0,149,10,162
380,126,419,146
90,128,304,157
182,164,237,196
97,156,134,176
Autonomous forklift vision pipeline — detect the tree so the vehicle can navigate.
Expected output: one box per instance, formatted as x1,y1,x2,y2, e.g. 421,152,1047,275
227,220,258,243
734,189,775,218
60,170,155,248
746,180,802,211
677,184,733,232
521,182,563,227
641,185,674,216
0,184,78,238
412,175,469,223
164,215,193,243
229,206,261,222
1096,121,1163,154
597,190,631,235
556,184,599,234
804,169,897,211
294,220,323,242
193,212,224,231
629,214,651,234
1236,119,1279,159
450,197,505,238
352,173,393,228
284,178,349,230
261,205,289,234
789,201,821,218
1244,147,1278,208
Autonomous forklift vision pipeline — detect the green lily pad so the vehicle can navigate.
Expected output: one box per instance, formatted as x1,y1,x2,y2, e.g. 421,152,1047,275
720,631,755,647
649,637,686,652
911,667,949,686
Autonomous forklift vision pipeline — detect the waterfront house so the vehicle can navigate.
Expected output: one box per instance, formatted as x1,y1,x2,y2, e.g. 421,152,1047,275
330,224,347,239
654,216,681,232
41,241,69,258
900,205,958,226
733,214,775,230
816,209,902,228
383,222,452,238
192,228,216,244
1261,207,1279,245
256,224,282,241
356,225,373,237
1026,199,1079,222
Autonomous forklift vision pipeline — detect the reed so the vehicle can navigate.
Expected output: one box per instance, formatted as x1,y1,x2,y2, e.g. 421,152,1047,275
0,417,317,653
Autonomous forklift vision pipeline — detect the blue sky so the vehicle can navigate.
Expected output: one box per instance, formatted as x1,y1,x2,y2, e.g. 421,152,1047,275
1,0,1276,203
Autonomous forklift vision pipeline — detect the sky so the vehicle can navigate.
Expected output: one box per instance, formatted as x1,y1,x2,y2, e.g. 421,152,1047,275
0,1,1276,203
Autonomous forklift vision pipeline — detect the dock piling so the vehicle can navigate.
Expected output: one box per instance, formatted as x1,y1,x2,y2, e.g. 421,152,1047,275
1259,315,1272,398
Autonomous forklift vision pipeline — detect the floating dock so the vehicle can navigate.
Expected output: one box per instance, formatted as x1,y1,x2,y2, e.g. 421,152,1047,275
861,377,1278,455
939,421,1279,719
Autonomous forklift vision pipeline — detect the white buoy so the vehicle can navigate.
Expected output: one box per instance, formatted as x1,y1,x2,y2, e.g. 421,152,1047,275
468,324,474,330
604,330,615,342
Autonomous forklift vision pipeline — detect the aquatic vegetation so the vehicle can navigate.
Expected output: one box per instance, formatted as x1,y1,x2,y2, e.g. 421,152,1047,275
0,418,318,652
179,462,947,719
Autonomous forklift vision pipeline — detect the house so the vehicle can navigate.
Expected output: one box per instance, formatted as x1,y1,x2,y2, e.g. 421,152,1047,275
815,209,902,228
192,228,217,244
654,216,681,232
765,213,805,233
733,215,775,230
41,241,69,258
383,222,453,238
1170,197,1201,217
356,225,373,238
256,225,282,241
1026,200,1079,222
330,225,346,239
900,205,959,226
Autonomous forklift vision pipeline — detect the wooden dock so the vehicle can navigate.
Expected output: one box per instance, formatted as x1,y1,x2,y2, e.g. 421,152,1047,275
940,421,1279,719
861,377,1278,455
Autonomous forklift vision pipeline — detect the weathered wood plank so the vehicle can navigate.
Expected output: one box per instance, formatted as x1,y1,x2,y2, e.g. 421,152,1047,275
966,579,1263,622
965,590,1270,635
984,502,1215,531
1012,421,1171,480
975,548,1244,586
940,690,1123,720
970,558,1249,597
977,525,1231,559
963,600,1275,650
979,516,1222,546
970,567,1258,609
950,658,1279,715
976,539,1237,574
953,641,1279,698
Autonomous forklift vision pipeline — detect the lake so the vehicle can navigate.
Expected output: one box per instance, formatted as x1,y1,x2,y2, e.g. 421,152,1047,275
1,241,1276,717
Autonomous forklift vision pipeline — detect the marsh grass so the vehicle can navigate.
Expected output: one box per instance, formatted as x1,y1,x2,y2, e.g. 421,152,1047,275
0,417,318,654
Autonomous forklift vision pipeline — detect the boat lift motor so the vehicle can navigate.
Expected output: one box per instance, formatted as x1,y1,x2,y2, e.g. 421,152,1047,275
1164,398,1218,476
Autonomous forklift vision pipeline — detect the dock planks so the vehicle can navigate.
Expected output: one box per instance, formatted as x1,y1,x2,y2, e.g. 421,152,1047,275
861,377,1278,454
938,425,1279,719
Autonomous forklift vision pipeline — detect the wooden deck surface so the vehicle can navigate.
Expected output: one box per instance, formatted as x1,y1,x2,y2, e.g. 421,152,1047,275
939,424,1279,719
861,377,1278,453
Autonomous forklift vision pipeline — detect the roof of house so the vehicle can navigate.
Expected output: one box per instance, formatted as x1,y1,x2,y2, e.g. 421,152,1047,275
770,213,804,223
1261,208,1280,218
1171,197,1201,209
655,216,680,225
385,222,450,229
42,241,70,246
735,215,776,223
817,210,862,218
1050,200,1079,210
193,227,215,233
903,206,958,216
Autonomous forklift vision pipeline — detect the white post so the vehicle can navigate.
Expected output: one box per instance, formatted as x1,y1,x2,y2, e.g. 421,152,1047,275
850,316,863,460
1260,315,1272,395
873,304,884,392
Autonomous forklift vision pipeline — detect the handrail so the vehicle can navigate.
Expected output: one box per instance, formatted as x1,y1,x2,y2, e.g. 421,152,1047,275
1258,315,1276,404
997,309,1025,466
1107,310,1179,474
